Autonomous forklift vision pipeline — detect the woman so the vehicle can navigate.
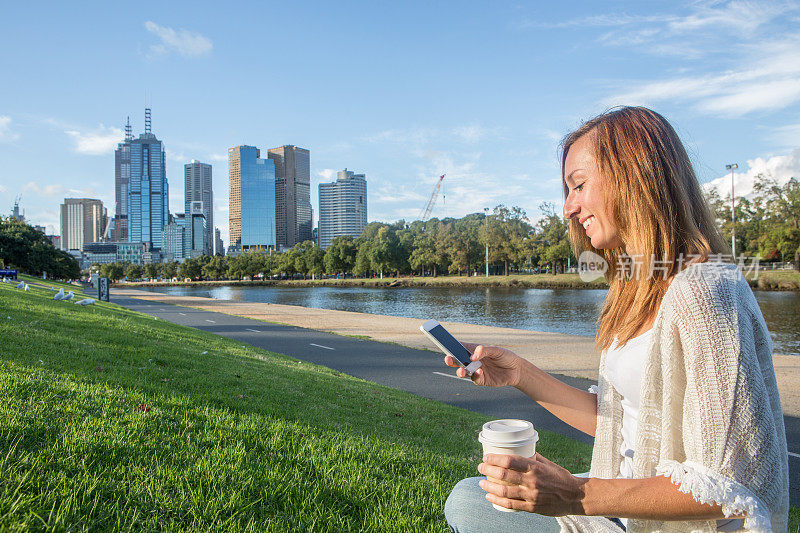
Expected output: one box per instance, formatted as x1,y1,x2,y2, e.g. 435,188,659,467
443,107,789,532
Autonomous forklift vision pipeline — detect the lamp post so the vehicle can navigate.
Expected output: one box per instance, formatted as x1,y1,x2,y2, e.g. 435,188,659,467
725,163,738,259
484,207,489,277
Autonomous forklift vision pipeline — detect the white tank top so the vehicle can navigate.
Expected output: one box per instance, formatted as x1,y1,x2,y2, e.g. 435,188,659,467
605,329,742,531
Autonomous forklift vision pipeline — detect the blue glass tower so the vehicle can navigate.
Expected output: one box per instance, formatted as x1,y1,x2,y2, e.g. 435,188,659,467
228,145,276,250
128,108,168,249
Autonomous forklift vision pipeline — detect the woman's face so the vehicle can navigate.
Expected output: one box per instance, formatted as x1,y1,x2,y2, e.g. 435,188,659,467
562,134,624,250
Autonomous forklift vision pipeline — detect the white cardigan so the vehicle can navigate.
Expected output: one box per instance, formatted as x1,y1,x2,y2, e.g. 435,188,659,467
557,262,789,532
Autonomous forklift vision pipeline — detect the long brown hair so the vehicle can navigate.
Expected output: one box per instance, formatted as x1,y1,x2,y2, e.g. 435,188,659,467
561,107,728,350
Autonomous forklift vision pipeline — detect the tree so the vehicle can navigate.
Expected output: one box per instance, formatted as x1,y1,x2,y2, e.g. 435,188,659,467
144,263,160,280
178,257,203,279
125,263,143,280
202,255,228,280
369,226,403,278
536,202,571,273
0,217,80,279
324,236,357,276
160,261,178,280
480,205,532,275
353,242,372,277
99,262,124,281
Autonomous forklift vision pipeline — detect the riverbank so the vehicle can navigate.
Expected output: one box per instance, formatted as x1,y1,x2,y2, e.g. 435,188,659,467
124,269,800,291
112,287,800,419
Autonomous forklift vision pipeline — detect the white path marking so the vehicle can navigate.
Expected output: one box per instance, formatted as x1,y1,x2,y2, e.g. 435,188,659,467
178,312,187,316
432,371,469,381
245,328,261,333
789,451,800,459
310,343,335,351
205,319,216,323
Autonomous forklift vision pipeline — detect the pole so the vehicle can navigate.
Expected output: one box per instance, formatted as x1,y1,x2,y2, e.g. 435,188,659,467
726,163,738,259
484,207,489,277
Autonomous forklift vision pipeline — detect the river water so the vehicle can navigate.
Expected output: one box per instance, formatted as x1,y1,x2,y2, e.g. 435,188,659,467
147,285,800,356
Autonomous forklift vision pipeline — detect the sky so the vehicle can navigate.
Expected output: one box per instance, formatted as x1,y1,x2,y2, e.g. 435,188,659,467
1,0,799,245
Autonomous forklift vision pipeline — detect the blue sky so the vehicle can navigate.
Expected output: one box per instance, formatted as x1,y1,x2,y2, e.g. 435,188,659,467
1,1,799,245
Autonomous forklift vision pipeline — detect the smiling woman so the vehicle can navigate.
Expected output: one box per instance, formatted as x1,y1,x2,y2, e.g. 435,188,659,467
442,107,789,533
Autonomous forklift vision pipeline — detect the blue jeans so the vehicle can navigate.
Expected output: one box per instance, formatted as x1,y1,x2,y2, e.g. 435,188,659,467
444,477,627,532
444,477,561,532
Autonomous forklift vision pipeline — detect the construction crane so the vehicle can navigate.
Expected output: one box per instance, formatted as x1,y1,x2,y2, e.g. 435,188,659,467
420,174,445,222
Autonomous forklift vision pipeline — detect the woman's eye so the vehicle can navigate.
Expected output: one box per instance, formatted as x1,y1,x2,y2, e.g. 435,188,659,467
574,183,584,192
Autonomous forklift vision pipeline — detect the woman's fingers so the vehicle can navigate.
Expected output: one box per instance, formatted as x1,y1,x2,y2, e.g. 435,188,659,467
478,462,524,485
478,477,525,501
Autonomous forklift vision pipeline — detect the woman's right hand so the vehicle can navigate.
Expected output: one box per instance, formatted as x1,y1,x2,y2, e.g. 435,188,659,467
444,343,524,388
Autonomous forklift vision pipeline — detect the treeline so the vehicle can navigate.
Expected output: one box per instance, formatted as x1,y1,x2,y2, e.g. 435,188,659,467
0,217,80,279
98,204,573,281
706,174,800,266
94,175,800,283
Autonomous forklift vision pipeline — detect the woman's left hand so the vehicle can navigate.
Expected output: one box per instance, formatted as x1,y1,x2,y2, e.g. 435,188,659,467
477,453,588,516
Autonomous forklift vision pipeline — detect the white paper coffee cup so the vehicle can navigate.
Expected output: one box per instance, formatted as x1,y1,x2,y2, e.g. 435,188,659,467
478,419,539,512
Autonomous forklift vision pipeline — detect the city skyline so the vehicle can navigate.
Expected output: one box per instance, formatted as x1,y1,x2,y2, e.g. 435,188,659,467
2,1,800,246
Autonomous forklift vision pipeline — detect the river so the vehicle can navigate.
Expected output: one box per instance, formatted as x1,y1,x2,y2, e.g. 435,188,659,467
146,285,800,356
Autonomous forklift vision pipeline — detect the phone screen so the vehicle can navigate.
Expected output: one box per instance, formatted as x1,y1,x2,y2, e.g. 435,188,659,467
428,324,472,366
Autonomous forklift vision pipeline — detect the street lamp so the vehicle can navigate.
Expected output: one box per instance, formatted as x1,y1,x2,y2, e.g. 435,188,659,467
484,207,489,277
725,163,738,259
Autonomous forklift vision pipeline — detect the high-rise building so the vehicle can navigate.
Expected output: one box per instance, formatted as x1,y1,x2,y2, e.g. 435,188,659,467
186,201,207,259
228,145,276,251
59,198,107,251
214,227,224,256
11,199,24,222
161,221,185,263
112,117,133,242
127,108,168,249
268,145,312,247
318,169,368,249
184,160,213,255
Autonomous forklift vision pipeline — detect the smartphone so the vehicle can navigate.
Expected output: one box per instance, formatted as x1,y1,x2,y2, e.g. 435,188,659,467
420,319,482,375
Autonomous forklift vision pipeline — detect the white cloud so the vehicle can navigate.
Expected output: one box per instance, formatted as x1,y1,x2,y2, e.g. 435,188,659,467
0,115,19,142
534,1,794,37
451,125,490,144
605,36,800,117
667,1,790,35
0,184,6,193
166,149,186,163
703,148,800,199
364,124,500,147
316,168,337,180
23,181,99,198
770,122,800,148
64,125,124,155
144,21,213,58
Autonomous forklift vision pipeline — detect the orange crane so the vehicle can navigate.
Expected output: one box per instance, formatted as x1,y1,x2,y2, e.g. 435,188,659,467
420,174,445,221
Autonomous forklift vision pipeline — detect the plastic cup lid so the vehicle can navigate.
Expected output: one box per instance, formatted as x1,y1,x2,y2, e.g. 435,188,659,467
478,419,538,447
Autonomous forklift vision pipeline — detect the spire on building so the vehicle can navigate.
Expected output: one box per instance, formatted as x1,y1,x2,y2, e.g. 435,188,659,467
145,108,151,134
125,116,133,141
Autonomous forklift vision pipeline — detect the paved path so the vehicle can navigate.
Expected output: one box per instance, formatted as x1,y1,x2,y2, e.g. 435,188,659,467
111,290,800,508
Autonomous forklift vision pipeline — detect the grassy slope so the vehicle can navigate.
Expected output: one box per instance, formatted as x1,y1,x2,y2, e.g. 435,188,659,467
1,278,592,532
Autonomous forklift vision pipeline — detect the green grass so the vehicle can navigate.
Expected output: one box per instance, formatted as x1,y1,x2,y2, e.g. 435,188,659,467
0,278,593,531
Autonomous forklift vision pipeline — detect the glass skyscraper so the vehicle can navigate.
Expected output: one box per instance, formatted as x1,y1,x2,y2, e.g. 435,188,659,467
127,109,168,249
228,145,276,250
112,117,133,242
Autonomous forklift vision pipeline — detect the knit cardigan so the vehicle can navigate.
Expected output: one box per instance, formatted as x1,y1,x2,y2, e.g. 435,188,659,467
556,262,789,533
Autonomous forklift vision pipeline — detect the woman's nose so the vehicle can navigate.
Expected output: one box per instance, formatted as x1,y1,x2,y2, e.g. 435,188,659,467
563,193,579,219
